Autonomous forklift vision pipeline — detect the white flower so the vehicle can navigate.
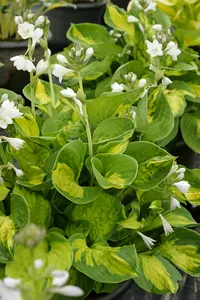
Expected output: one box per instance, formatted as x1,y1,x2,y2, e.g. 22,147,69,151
3,278,21,289
17,21,34,39
173,181,191,193
57,54,68,64
10,56,35,72
149,64,157,72
131,73,137,82
73,98,84,116
49,285,84,297
111,82,125,93
159,214,174,236
0,279,22,300
132,111,137,120
36,59,48,74
61,88,76,99
2,137,24,150
134,0,142,10
51,270,69,287
152,24,163,31
162,76,172,87
127,15,139,23
168,164,178,177
176,173,185,181
170,196,181,211
35,16,45,26
83,47,94,62
52,64,74,83
27,13,34,20
138,78,147,88
176,167,186,174
137,232,156,249
146,39,163,57
0,99,23,129
14,16,23,25
1,94,8,101
145,1,157,12
31,28,44,47
165,41,181,61
34,259,43,269
7,162,23,177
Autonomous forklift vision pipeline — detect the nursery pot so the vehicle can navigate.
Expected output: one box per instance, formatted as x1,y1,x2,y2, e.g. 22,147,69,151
86,280,162,300
47,0,107,50
171,141,200,169
0,40,44,93
112,0,129,9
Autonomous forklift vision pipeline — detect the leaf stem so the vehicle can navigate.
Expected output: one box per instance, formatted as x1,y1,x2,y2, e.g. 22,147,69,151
28,39,36,117
0,143,7,165
48,66,56,109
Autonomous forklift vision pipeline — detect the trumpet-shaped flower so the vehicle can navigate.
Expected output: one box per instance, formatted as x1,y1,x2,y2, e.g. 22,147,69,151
0,278,22,300
17,21,35,39
31,28,44,47
138,78,147,87
152,24,163,31
51,270,69,287
15,16,23,25
83,47,94,62
165,41,181,61
176,173,185,181
170,196,181,211
127,15,139,23
173,181,190,193
137,232,156,249
36,59,48,74
162,76,172,87
49,285,84,297
159,214,174,236
146,39,163,57
111,82,125,93
10,56,35,73
0,99,23,129
7,162,23,177
145,1,156,12
52,64,74,83
176,167,186,174
2,137,24,150
57,54,68,64
35,16,45,26
61,88,76,99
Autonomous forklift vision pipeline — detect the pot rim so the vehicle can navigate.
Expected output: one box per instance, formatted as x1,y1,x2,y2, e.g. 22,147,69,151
88,280,133,300
0,40,28,49
53,0,107,10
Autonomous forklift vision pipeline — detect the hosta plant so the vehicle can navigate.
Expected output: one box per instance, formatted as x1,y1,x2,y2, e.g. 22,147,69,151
0,5,200,300
63,0,200,155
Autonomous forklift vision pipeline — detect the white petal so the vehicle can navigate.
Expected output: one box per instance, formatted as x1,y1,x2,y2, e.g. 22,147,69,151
177,173,184,181
3,278,21,288
4,137,24,150
145,2,157,12
111,82,125,93
137,232,156,249
159,214,174,236
51,270,69,287
138,78,147,88
1,94,8,101
15,16,23,25
60,88,76,99
35,16,45,26
83,47,94,62
152,24,163,31
176,167,186,174
36,59,48,74
34,259,43,269
127,15,139,23
73,97,83,116
170,196,181,211
17,22,35,39
50,285,84,297
162,76,172,87
57,54,68,64
173,181,191,193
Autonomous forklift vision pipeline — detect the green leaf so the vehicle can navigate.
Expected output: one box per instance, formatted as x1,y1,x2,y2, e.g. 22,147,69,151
87,90,142,127
67,23,122,58
13,185,51,228
52,141,101,204
81,58,112,81
104,5,135,45
14,113,40,137
142,88,174,142
91,154,138,189
136,94,149,133
144,207,196,232
95,141,128,154
159,228,200,276
6,232,73,286
181,111,200,154
0,186,9,201
70,234,139,283
94,282,118,294
125,141,174,190
65,220,91,239
134,254,181,294
165,91,186,118
111,61,144,84
92,117,134,144
158,118,179,148
9,193,30,229
65,193,122,241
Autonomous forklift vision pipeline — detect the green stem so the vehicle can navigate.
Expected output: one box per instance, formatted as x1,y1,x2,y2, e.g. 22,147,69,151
48,66,56,109
28,39,36,117
78,72,93,158
30,249,41,300
0,144,7,165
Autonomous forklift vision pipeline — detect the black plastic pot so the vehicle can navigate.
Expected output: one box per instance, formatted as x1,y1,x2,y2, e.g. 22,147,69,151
171,141,200,169
86,280,162,300
47,0,107,50
112,0,129,9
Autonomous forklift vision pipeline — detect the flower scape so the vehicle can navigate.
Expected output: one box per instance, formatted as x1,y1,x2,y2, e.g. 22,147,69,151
0,0,200,299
